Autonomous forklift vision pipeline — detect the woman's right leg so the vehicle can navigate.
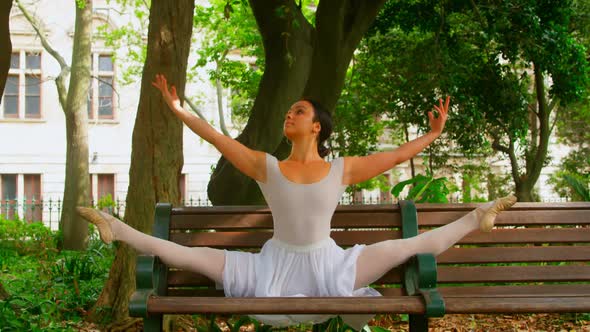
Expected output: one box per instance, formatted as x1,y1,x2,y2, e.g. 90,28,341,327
79,208,225,285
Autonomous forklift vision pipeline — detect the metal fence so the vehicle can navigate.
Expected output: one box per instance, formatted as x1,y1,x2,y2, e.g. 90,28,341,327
0,194,571,230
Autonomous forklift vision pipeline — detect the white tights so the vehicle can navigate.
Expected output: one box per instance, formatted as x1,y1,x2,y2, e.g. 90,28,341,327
110,202,490,289
111,220,226,285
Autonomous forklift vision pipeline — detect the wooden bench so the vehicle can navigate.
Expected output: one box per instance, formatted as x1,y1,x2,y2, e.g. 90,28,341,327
129,201,590,331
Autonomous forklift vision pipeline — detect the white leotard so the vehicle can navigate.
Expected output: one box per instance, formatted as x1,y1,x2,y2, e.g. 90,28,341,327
255,152,348,246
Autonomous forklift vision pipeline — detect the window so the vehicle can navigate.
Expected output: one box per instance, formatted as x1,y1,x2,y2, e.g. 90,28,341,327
2,51,42,119
25,76,41,118
90,174,115,204
98,174,114,199
88,54,115,120
10,52,19,69
4,76,19,118
24,174,42,222
1,174,17,220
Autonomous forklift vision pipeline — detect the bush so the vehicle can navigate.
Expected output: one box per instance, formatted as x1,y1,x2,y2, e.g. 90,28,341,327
0,217,57,254
0,217,114,330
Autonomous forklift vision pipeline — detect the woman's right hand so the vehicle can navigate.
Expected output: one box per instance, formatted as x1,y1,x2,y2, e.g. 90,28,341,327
152,74,183,114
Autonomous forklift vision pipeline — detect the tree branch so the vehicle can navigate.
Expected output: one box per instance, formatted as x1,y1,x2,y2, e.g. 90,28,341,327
529,63,551,182
16,0,69,69
492,135,520,185
214,54,230,137
468,0,487,28
183,96,208,121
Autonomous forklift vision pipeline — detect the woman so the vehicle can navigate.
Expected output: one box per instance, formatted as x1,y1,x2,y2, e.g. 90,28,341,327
78,74,516,330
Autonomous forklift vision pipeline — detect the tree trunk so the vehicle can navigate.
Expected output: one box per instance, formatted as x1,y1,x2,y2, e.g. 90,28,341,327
208,0,387,205
60,0,93,250
512,65,552,202
0,0,11,101
90,0,194,324
515,180,535,202
207,0,314,205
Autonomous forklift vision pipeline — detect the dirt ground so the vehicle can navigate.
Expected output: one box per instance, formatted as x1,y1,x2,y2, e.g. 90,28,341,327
75,313,590,331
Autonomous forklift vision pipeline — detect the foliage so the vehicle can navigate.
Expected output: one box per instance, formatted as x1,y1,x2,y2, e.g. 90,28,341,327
548,147,590,201
550,93,590,201
311,315,355,332
192,0,264,126
96,193,117,215
486,171,514,201
0,218,115,331
562,174,590,201
391,173,459,203
0,216,56,255
351,0,590,200
97,0,149,85
459,164,490,202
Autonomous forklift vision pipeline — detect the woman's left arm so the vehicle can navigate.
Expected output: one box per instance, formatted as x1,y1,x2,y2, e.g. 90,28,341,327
342,96,450,185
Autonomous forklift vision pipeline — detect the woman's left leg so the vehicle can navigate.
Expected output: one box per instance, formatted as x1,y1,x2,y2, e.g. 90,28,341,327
353,197,514,290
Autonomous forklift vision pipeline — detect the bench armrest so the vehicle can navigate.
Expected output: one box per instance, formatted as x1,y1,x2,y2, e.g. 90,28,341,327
399,200,446,317
129,203,173,318
404,253,445,317
129,255,157,317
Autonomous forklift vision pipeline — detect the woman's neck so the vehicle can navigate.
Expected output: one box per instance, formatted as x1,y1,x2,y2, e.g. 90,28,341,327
286,142,322,163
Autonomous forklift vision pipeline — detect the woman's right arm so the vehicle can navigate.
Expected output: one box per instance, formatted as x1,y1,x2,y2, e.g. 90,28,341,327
152,74,266,182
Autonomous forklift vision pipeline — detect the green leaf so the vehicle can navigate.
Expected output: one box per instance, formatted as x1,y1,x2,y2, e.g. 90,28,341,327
370,327,392,332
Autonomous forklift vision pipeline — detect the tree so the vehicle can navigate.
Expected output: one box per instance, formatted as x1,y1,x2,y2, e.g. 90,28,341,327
0,0,11,102
206,0,388,205
17,0,93,249
91,0,194,325
347,0,590,202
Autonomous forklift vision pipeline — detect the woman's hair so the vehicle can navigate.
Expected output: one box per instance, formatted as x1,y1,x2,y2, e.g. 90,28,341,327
302,98,333,158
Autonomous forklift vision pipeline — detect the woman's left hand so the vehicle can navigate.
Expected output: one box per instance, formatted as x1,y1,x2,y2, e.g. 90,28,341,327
429,96,450,136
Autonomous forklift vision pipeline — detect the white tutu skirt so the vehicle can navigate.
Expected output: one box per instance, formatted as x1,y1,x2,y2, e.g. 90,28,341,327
218,236,382,330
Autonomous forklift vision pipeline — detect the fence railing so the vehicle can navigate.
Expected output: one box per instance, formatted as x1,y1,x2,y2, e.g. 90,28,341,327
0,194,570,230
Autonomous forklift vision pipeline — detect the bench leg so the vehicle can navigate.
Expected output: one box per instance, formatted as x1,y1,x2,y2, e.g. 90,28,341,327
409,314,428,332
143,315,162,332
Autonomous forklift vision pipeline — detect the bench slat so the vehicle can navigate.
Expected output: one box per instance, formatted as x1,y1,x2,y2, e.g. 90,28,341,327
451,228,590,244
166,265,590,287
169,228,590,247
437,246,590,264
145,295,590,315
417,210,590,226
147,296,426,314
444,297,590,314
168,209,590,230
167,284,590,298
167,268,405,287
170,213,403,230
437,265,590,283
170,203,590,215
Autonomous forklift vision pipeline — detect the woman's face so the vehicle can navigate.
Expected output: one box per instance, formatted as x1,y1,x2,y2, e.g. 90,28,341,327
283,100,320,141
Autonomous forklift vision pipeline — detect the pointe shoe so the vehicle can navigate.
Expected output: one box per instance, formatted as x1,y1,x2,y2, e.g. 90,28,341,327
479,195,518,232
76,207,114,244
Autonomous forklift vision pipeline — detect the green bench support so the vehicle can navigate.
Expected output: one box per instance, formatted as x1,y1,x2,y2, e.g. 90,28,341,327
129,203,171,332
399,200,446,331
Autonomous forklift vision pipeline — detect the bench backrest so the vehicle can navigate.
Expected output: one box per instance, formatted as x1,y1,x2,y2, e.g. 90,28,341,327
161,202,590,297
417,202,590,291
